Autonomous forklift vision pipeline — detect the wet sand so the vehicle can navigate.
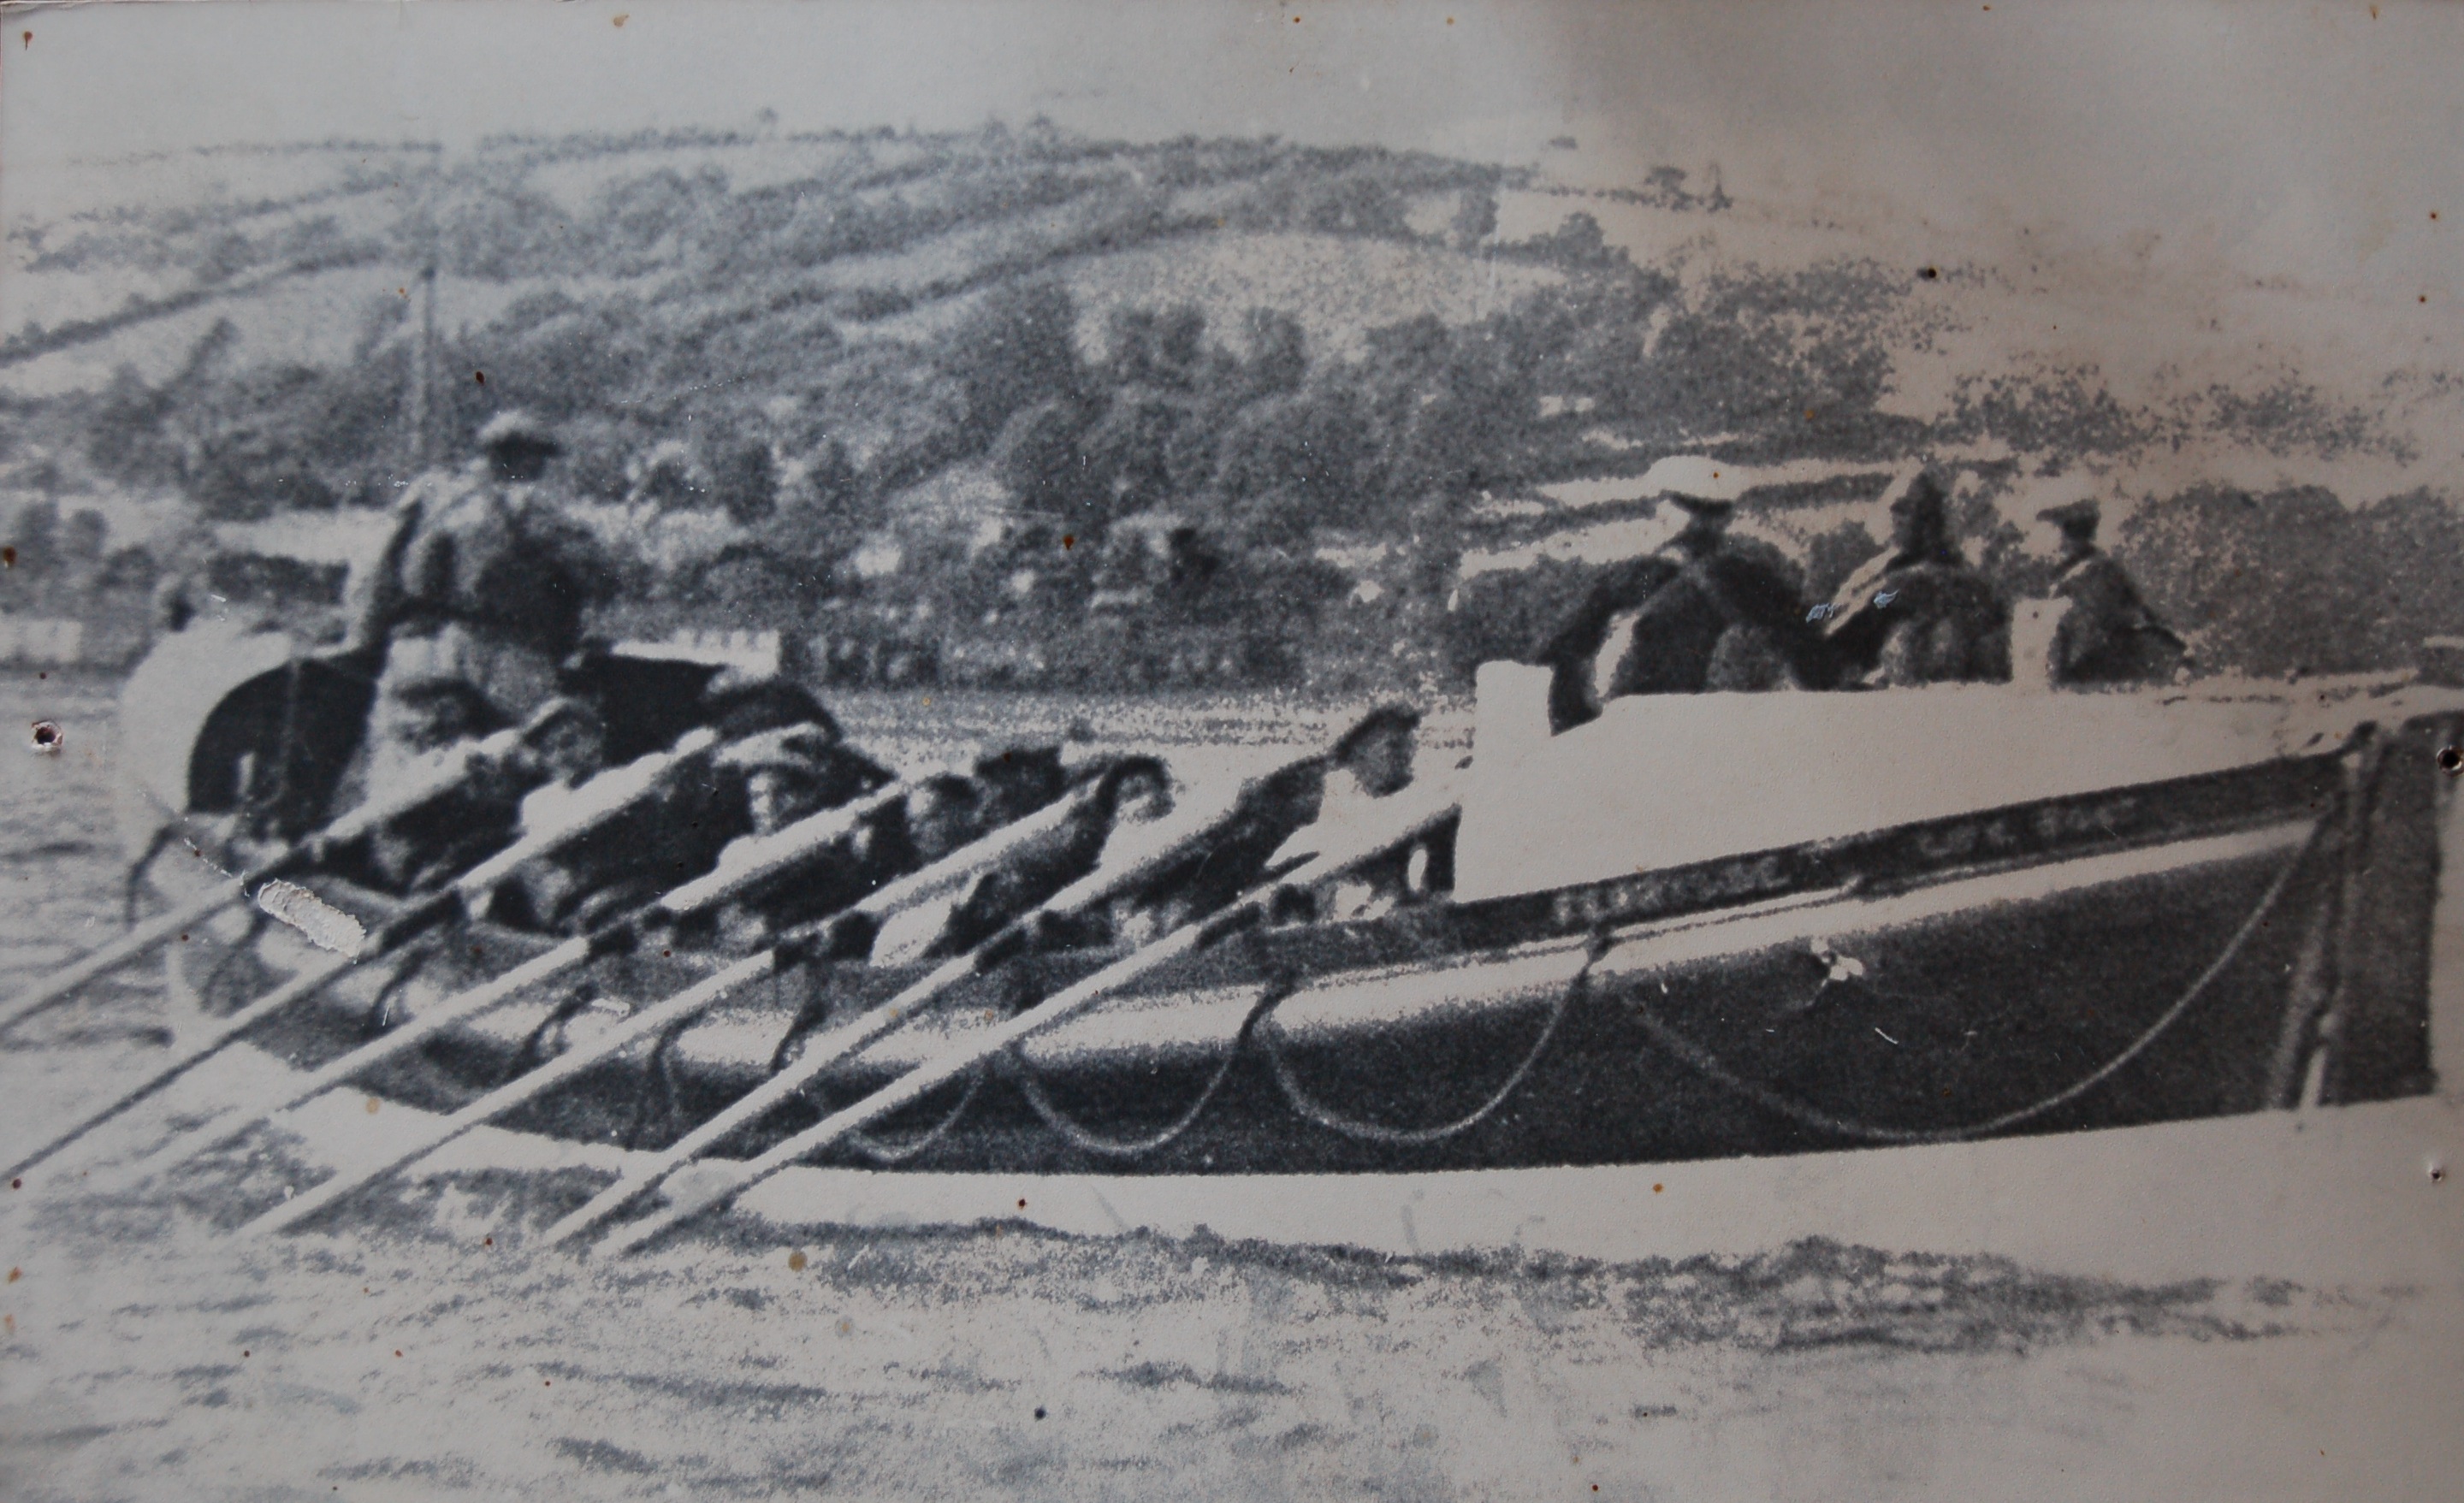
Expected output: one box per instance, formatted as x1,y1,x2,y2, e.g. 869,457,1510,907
4,670,2460,1501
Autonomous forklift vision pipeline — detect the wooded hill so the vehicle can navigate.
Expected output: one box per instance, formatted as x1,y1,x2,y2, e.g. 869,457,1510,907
0,123,2449,689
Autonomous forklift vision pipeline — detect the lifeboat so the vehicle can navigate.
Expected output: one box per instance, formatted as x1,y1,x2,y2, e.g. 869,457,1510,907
94,623,2464,1262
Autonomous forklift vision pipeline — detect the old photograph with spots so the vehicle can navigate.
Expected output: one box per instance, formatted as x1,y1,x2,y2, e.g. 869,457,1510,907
3,2,2461,1497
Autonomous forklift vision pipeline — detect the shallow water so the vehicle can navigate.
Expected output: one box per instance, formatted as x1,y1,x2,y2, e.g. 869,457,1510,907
2,669,2458,1501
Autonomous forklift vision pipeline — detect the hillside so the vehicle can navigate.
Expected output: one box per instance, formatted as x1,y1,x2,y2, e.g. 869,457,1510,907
1,122,2455,687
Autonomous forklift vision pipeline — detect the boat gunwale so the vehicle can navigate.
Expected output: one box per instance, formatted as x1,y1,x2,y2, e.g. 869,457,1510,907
160,744,2354,1090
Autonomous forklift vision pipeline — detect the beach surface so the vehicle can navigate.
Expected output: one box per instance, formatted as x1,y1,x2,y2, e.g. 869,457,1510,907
3,669,2458,1502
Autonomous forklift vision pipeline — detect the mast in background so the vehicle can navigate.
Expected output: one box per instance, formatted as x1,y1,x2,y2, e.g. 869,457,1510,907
407,263,439,473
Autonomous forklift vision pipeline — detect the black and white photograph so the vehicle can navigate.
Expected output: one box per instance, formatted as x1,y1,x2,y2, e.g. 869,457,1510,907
2,2,2460,1496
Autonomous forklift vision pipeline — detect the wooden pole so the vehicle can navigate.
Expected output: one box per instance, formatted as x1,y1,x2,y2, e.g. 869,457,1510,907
586,790,1457,1257
539,751,1333,1247
243,784,1110,1236
0,882,246,1038
111,776,919,1191
9,728,721,1185
0,716,575,1039
240,942,792,1236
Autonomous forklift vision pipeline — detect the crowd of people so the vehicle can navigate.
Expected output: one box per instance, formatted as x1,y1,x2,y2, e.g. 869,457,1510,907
305,413,2174,973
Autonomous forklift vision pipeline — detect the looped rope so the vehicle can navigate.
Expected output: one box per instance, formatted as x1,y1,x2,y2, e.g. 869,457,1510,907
621,1010,690,1151
509,983,601,1082
1624,815,2329,1145
366,938,439,1034
121,825,180,931
1004,928,1307,1158
197,908,274,1017
1253,924,1610,1147
844,1065,986,1165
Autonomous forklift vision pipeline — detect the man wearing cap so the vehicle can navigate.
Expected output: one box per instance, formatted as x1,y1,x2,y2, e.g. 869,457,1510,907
2032,497,2184,686
489,697,677,932
1822,467,2009,688
1267,703,1454,923
868,773,1010,962
972,743,1069,830
352,679,527,893
1047,755,1208,950
700,724,904,950
877,755,1179,962
345,411,617,808
1574,491,1821,718
862,748,1108,962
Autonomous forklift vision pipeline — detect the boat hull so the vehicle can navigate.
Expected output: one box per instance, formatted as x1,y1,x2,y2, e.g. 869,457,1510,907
159,712,2450,1181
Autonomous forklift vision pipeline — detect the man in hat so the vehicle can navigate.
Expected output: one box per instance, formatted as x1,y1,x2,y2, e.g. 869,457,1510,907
700,724,904,950
1049,755,1195,950
2032,497,2184,686
1822,467,2009,688
971,743,1069,830
1266,703,1453,922
862,744,1154,962
352,679,527,893
349,688,638,897
345,411,617,816
1567,491,1821,720
867,772,1006,963
877,755,1182,962
487,696,679,932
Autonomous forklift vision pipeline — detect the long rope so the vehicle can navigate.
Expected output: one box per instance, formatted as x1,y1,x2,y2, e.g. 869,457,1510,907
842,1067,988,1166
866,924,1602,1162
622,1015,689,1151
1621,817,2326,1146
197,910,274,1016
1004,979,1294,1159
1253,930,1602,1146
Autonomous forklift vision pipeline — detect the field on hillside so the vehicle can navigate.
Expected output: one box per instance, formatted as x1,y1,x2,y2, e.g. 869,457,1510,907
3,121,2459,693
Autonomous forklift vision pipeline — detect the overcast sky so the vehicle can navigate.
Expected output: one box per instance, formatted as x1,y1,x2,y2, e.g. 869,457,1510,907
2,0,2455,300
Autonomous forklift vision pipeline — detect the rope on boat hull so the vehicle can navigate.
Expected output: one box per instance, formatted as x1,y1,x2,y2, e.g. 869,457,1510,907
1620,811,2328,1146
996,929,1606,1158
619,812,2305,1168
205,790,2340,1181
762,791,2321,1165
843,1067,988,1165
1252,932,1601,1147
1003,979,1292,1159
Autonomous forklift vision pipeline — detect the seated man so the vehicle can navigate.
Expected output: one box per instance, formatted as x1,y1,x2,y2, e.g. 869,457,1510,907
1066,757,1193,948
671,671,890,885
1559,495,1823,724
1266,704,1453,924
1823,468,2010,688
512,696,611,837
356,678,530,895
700,725,906,951
909,772,992,867
862,774,997,964
878,754,1179,962
2032,497,2186,686
487,697,687,933
971,743,1068,829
